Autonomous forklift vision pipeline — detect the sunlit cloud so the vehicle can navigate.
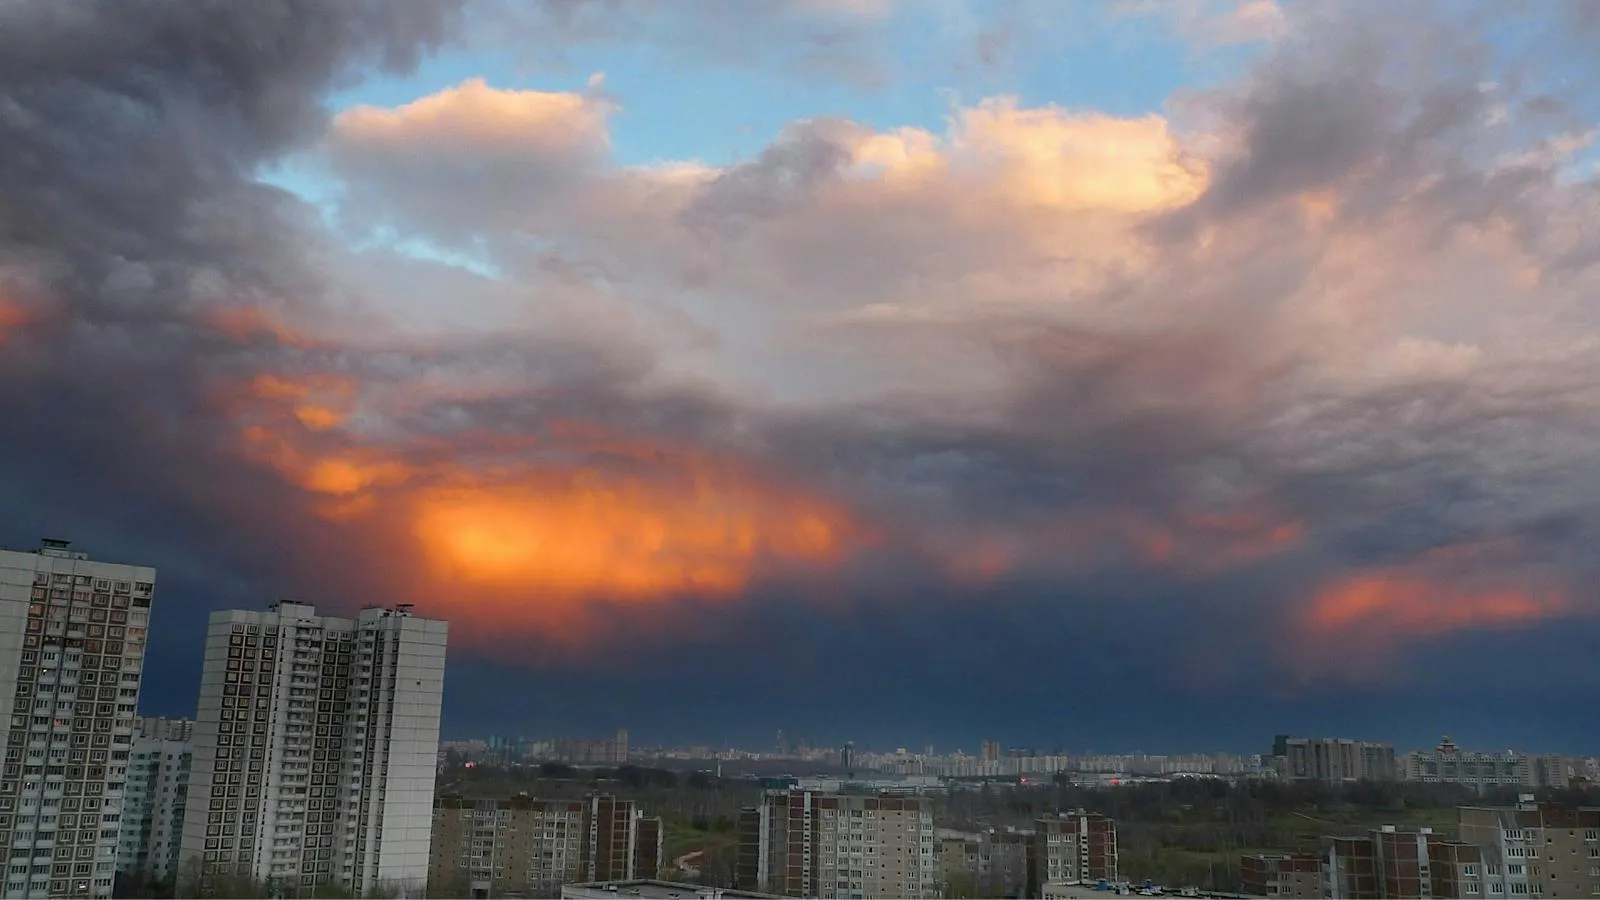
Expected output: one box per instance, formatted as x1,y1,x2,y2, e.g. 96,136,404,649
8,0,1600,715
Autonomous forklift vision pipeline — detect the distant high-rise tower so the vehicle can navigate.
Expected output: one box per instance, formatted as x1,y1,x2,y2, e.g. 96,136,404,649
840,742,854,775
0,539,157,900
980,739,1002,763
612,728,629,765
117,734,192,882
178,601,448,897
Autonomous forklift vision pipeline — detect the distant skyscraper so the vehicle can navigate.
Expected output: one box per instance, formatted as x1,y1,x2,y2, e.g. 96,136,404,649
116,734,192,882
980,739,1001,763
0,539,157,900
178,601,448,897
1277,736,1397,783
839,742,854,775
134,717,193,742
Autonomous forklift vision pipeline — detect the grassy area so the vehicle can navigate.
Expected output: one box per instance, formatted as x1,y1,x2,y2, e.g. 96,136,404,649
1265,805,1461,847
662,819,738,871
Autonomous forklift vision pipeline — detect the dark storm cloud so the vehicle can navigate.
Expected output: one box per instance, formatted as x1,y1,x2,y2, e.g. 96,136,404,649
5,0,1600,748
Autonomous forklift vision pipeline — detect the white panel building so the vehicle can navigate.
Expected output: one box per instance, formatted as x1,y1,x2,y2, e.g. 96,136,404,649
115,734,191,882
177,601,447,897
0,539,157,900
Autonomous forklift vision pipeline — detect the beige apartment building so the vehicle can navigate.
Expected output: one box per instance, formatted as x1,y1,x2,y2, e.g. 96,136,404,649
429,795,662,898
936,828,1029,897
1460,796,1600,899
736,791,937,899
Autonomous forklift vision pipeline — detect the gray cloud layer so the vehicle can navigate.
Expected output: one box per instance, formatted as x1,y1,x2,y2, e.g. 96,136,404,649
3,0,1600,747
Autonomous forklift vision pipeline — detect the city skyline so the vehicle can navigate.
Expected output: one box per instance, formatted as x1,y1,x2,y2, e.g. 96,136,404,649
5,0,1600,755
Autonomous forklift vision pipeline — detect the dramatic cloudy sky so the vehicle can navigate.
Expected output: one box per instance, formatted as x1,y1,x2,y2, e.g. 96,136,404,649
4,0,1599,753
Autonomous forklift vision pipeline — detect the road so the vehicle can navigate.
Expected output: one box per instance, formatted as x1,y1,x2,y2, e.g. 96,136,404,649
674,850,704,879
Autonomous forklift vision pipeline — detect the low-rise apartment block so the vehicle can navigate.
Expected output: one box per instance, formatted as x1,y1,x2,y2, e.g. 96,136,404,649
1240,852,1319,899
735,791,937,899
1031,811,1119,895
1459,796,1600,899
936,828,1029,898
429,794,662,898
1323,825,1482,899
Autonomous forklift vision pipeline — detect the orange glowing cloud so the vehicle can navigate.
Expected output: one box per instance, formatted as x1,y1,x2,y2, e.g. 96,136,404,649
1306,574,1566,635
202,306,316,348
1288,539,1576,680
215,369,869,640
947,504,1302,585
232,373,357,432
0,299,32,343
411,468,854,603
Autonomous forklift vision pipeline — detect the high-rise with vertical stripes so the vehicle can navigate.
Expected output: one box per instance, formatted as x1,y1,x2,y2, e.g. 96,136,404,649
177,601,447,898
0,539,157,900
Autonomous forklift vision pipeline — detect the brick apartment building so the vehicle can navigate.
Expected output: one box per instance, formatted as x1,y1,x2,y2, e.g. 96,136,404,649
429,794,662,898
1030,811,1119,895
1240,852,1320,899
736,791,937,899
1323,826,1483,899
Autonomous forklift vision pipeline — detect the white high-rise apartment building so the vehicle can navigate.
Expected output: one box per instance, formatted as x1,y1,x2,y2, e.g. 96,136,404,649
178,602,447,898
115,734,191,882
0,539,157,900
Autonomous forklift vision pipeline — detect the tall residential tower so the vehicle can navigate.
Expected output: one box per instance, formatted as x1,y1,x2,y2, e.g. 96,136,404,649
0,539,157,900
177,602,447,898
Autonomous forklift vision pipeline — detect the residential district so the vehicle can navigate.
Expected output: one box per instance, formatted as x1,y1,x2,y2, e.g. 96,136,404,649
2,541,1597,900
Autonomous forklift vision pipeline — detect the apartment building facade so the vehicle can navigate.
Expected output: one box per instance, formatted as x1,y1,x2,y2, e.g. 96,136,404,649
1400,737,1535,794
1323,826,1483,899
1460,798,1600,899
1239,852,1319,899
735,791,936,899
178,602,448,897
428,795,662,897
0,540,157,899
1030,811,1119,894
935,828,1029,898
114,735,191,882
1276,736,1397,784
132,719,192,743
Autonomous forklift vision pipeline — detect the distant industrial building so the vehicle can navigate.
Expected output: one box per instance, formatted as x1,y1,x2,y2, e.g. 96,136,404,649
429,794,662,898
736,790,937,899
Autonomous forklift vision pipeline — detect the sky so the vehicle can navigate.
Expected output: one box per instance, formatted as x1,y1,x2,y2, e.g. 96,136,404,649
3,0,1600,755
